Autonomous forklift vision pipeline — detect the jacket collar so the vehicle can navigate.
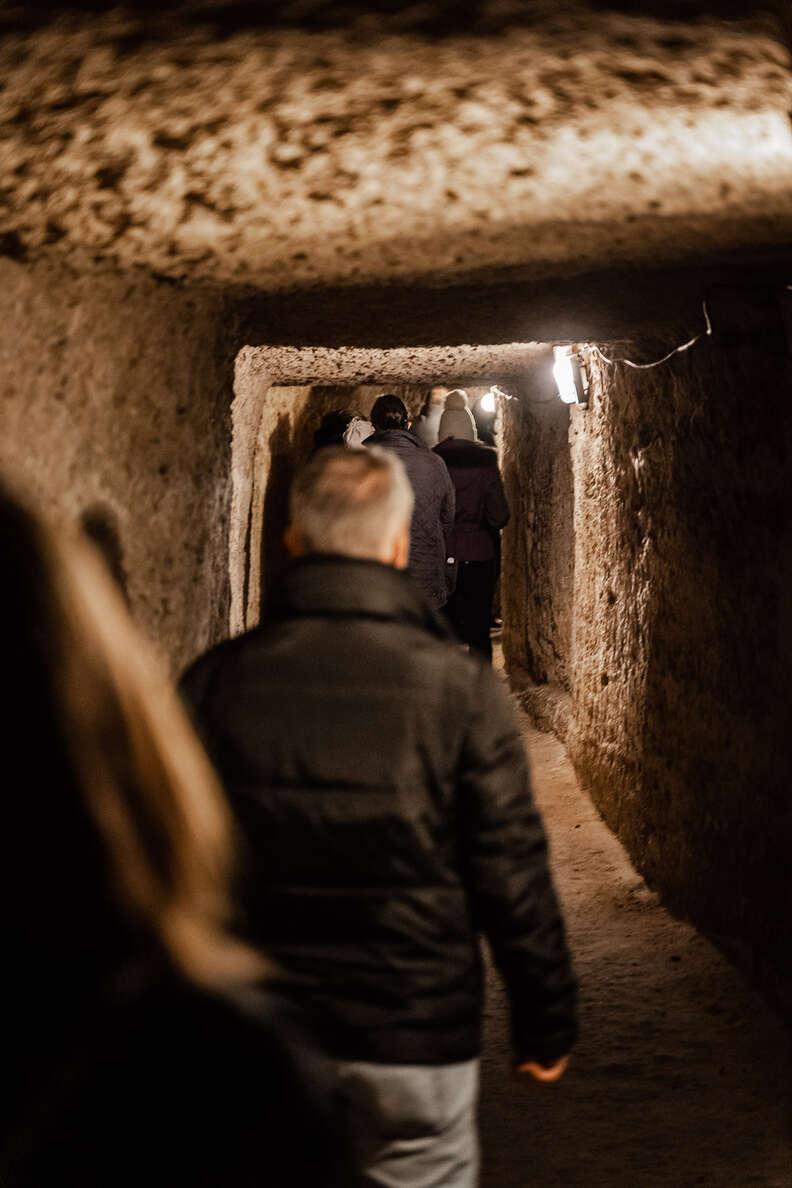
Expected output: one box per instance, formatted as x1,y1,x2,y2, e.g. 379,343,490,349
434,438,498,467
267,555,454,640
364,428,426,450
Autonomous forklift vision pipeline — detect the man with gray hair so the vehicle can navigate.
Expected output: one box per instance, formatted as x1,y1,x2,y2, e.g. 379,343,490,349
181,446,576,1188
289,443,413,564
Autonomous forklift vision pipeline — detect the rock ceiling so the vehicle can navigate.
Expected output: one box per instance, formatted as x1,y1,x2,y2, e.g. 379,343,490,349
1,2,791,295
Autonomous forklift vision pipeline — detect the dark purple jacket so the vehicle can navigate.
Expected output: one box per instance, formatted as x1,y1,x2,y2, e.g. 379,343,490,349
434,439,510,562
365,428,455,605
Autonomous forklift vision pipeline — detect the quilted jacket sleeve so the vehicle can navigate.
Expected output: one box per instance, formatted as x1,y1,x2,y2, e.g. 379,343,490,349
457,663,577,1065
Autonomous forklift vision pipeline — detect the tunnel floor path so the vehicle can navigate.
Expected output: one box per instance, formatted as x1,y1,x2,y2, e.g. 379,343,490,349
478,707,792,1188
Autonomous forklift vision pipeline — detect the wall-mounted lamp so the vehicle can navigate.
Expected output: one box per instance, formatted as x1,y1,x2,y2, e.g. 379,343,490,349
552,346,589,407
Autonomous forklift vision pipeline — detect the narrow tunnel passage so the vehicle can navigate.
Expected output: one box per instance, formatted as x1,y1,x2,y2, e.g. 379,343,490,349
4,4,792,1182
480,709,792,1188
228,343,537,634
231,311,792,1020
231,321,792,1183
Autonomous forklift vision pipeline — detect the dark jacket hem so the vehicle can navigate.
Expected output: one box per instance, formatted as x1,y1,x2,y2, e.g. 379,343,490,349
313,1025,481,1067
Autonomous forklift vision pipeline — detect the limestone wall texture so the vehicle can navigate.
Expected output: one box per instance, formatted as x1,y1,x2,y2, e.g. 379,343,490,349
503,289,792,1012
501,356,574,690
0,257,239,671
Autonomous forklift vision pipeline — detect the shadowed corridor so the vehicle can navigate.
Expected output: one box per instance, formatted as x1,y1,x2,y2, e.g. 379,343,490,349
480,696,792,1188
3,2,792,1180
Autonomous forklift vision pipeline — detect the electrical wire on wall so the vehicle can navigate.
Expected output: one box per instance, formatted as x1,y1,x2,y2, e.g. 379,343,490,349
587,301,713,371
546,300,714,406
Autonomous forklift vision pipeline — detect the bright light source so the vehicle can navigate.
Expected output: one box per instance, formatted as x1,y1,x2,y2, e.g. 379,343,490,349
553,346,580,404
480,389,496,413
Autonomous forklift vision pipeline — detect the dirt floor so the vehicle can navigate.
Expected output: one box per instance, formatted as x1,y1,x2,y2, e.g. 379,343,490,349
478,710,792,1188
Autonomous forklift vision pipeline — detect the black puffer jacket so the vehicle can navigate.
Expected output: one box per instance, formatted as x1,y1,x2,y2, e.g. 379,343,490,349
364,428,455,605
181,557,577,1067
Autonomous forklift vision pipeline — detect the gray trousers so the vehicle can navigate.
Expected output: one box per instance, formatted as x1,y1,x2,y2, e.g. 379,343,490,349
333,1058,480,1188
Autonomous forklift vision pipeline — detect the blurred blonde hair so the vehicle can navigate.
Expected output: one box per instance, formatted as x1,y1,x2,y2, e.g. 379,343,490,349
28,506,262,989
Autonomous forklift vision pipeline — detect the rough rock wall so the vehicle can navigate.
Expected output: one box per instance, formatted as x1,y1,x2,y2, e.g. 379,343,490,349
246,384,315,625
505,289,792,1010
232,344,547,384
0,257,239,671
501,356,574,688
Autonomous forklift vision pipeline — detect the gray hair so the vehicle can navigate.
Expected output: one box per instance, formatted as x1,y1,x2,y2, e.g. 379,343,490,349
290,446,414,560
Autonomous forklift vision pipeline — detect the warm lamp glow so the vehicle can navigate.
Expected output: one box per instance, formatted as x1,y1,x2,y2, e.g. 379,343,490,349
480,389,496,413
553,347,579,404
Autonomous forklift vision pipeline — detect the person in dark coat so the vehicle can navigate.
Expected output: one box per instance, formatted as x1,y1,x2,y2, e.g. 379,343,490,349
181,446,577,1188
312,407,356,453
364,393,455,606
0,480,345,1188
435,416,510,662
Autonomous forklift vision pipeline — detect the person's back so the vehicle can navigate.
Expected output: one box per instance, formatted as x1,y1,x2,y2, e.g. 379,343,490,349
411,385,448,449
365,393,454,606
0,481,344,1188
434,437,509,561
182,556,503,1062
435,419,510,661
182,447,576,1188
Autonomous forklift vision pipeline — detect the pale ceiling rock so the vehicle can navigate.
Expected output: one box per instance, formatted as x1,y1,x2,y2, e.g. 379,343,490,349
1,3,791,293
